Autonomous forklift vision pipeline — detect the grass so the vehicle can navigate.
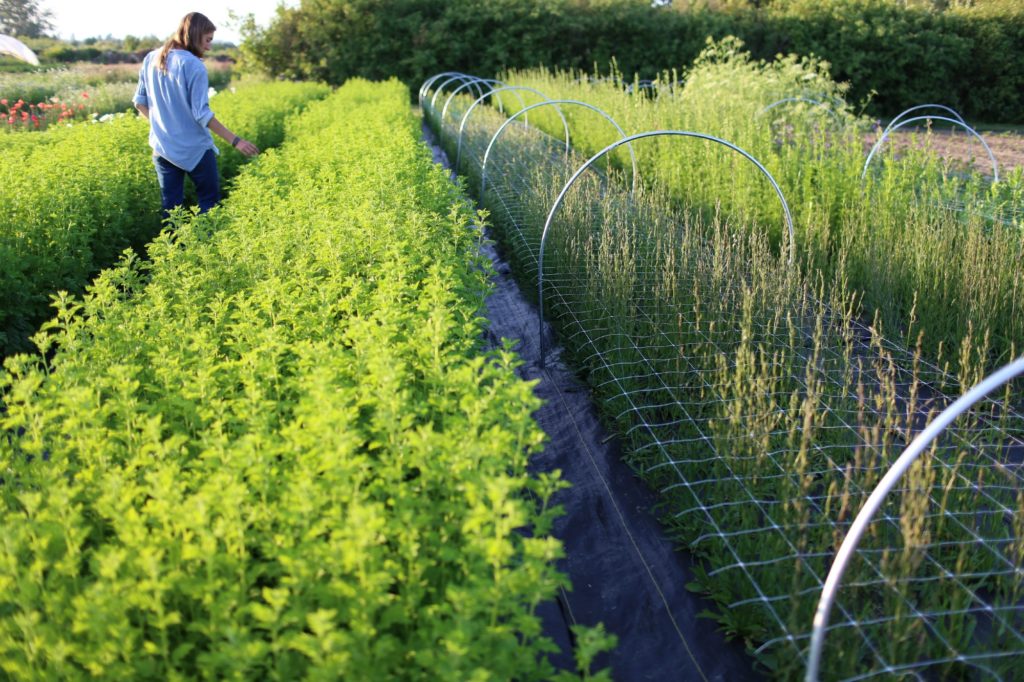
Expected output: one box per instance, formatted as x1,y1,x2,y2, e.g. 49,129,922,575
423,42,1024,678
488,38,1024,377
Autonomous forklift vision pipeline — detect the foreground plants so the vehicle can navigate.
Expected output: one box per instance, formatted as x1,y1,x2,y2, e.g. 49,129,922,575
0,79,590,679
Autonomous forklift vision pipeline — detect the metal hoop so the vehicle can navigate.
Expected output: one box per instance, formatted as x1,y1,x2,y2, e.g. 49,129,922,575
537,130,796,366
455,86,565,172
862,115,999,183
430,74,485,111
419,71,467,110
480,99,638,200
883,104,966,135
440,78,506,126
805,355,1024,681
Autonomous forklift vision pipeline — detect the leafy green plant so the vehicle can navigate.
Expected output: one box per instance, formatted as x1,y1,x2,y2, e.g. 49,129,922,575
0,78,584,680
0,80,329,357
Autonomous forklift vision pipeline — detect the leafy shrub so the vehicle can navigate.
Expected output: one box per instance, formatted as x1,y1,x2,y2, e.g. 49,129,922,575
0,78,575,680
243,0,1024,122
0,81,330,356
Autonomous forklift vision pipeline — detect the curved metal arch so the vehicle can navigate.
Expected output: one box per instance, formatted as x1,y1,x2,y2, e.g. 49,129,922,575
805,355,1024,682
430,73,487,112
884,103,966,135
444,82,532,156
419,71,468,110
455,86,567,172
537,130,796,366
440,78,507,128
758,97,840,120
480,99,638,200
862,115,999,183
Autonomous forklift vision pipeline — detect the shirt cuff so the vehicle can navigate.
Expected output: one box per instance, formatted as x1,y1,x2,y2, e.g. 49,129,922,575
197,109,215,127
132,95,149,106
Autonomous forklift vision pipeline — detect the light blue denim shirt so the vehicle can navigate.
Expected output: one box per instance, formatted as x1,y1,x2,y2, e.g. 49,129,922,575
133,49,217,172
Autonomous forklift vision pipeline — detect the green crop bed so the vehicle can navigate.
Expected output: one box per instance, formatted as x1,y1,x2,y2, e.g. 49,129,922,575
0,79,583,679
0,80,330,356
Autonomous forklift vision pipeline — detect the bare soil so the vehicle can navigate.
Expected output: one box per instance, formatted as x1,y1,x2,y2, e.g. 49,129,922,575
866,127,1024,177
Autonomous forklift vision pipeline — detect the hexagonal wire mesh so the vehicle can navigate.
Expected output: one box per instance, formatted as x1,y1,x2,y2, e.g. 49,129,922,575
423,75,1024,680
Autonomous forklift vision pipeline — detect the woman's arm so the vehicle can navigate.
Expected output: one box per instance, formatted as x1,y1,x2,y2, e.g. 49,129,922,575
207,116,259,157
134,103,150,119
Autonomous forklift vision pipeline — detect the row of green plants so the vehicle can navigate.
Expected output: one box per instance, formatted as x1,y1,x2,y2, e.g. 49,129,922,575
0,79,330,356
0,78,607,679
425,65,1024,679
489,37,1024,376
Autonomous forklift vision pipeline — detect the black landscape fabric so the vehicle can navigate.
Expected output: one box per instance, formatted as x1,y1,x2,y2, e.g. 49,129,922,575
423,121,763,681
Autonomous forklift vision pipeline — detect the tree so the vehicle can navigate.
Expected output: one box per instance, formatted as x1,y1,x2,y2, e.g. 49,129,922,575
0,0,54,38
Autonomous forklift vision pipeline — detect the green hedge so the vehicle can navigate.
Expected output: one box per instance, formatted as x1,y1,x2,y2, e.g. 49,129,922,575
242,0,1024,122
0,78,576,680
0,80,329,357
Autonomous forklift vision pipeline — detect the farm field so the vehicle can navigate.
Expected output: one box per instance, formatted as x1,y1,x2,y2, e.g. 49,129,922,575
1,12,1023,680
0,80,330,357
422,41,1024,679
483,44,1024,377
0,78,594,679
0,62,234,130
869,128,1024,176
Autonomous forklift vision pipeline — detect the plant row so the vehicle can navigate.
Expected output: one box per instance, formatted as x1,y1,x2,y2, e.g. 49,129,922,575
426,75,1024,680
0,78,589,680
0,79,330,357
490,40,1024,376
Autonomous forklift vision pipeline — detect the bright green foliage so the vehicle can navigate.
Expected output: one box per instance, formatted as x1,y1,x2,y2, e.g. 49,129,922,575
211,80,331,181
0,79,573,679
0,80,329,356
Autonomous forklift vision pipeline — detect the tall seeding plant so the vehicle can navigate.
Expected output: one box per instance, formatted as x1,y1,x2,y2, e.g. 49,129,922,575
426,59,1024,679
498,37,1024,377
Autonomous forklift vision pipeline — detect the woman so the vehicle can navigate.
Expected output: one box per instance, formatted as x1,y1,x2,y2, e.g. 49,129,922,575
133,12,258,218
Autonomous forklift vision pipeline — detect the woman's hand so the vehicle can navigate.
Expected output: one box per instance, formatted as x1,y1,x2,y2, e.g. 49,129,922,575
233,138,260,157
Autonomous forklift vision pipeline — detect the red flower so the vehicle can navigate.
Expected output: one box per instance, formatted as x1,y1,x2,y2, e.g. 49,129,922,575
81,92,89,99
0,99,6,105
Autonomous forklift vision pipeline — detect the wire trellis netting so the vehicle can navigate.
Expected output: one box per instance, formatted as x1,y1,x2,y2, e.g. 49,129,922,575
424,74,1024,680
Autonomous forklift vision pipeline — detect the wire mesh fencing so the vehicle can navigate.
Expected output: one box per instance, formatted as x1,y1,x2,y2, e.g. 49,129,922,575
424,79,1024,680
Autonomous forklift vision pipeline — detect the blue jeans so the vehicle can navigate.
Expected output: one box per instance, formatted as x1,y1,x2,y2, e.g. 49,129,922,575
153,148,220,220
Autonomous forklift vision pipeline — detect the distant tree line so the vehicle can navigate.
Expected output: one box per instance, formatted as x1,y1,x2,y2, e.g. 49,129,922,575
241,0,1024,123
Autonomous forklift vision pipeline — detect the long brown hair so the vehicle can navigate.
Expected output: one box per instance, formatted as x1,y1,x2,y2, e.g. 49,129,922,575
157,12,216,72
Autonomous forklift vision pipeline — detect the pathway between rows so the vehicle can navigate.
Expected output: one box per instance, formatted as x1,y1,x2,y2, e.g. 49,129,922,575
422,118,761,682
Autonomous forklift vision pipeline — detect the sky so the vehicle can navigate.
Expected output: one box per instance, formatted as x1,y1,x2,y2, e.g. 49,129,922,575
39,0,300,45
